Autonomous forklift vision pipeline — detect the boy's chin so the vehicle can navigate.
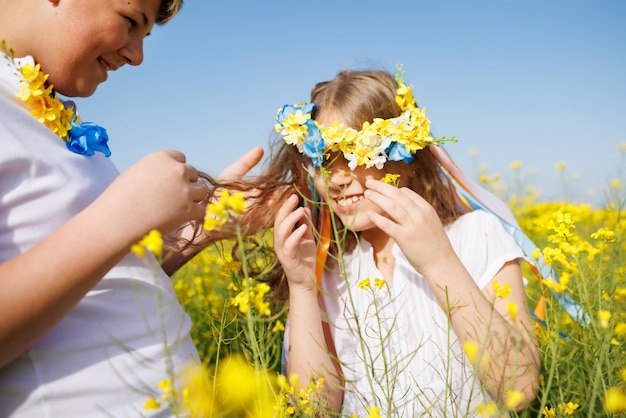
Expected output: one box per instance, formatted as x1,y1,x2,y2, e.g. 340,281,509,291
56,81,101,98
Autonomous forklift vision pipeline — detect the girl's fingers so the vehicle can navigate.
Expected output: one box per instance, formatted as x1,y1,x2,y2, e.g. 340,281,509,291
365,179,428,223
364,183,407,222
274,195,302,245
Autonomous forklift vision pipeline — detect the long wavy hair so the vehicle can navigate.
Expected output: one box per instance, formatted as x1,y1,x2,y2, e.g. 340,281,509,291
199,69,460,301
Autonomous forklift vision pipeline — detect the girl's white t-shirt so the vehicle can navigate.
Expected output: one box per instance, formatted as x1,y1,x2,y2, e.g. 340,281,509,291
0,56,199,416
317,209,524,417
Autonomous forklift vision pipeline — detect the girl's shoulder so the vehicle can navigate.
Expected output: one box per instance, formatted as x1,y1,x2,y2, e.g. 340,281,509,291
447,209,503,235
446,209,525,288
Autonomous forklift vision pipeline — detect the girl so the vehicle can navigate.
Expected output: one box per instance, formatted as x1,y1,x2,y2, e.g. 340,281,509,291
243,69,541,416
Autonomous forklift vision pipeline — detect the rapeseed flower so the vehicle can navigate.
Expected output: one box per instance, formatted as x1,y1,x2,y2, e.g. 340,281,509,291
131,229,163,258
504,390,525,411
605,387,626,413
204,190,246,232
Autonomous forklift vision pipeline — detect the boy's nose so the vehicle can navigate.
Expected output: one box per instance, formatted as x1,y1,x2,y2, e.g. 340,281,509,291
119,36,144,66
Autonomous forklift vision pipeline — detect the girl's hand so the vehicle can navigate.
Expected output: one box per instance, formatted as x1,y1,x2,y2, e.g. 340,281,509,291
363,179,458,276
273,194,317,290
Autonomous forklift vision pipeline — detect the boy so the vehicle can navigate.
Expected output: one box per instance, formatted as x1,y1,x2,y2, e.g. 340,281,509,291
0,0,263,415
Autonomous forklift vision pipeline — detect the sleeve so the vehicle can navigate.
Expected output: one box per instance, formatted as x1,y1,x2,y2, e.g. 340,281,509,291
447,210,525,290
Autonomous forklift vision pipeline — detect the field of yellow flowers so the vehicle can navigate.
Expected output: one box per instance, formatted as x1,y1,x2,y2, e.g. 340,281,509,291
161,161,626,417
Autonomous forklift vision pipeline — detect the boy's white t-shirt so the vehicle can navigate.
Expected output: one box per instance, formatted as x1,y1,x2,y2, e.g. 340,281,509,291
288,209,524,417
0,56,199,416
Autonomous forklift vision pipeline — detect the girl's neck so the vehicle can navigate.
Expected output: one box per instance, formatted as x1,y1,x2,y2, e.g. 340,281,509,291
361,228,396,285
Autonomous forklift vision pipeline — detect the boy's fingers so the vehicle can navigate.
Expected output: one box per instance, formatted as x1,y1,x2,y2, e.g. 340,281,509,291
218,147,264,181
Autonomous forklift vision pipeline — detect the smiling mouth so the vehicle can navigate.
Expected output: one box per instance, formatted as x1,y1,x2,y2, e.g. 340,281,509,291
98,57,114,71
337,195,363,207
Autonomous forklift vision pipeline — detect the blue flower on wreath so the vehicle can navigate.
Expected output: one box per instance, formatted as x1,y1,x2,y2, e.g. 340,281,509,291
386,141,414,164
301,119,326,168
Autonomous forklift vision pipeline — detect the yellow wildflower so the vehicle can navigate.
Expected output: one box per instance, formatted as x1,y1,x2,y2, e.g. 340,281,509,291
610,179,622,189
506,302,518,320
542,406,555,418
204,190,246,231
558,401,579,415
504,390,525,411
215,355,258,410
614,322,626,336
374,278,386,289
357,278,372,290
380,173,401,187
541,273,569,294
605,387,626,413
366,405,382,418
591,227,616,243
509,161,522,169
144,397,161,411
598,310,611,329
158,378,179,403
492,280,511,299
131,229,163,258
463,340,479,364
231,278,271,316
272,320,285,333
475,401,501,417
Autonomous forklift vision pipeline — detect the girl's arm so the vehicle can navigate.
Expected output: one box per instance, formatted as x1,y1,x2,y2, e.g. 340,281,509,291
364,179,540,411
0,150,208,368
160,147,264,275
273,194,344,413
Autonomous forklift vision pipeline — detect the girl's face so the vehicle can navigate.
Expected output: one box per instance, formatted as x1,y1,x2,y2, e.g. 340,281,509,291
37,0,160,97
313,113,410,233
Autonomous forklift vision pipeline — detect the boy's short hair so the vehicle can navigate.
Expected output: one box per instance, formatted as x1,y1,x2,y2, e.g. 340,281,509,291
157,0,184,24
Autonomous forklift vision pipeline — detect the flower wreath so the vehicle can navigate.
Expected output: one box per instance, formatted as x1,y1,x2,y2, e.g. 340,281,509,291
2,42,110,157
274,72,455,170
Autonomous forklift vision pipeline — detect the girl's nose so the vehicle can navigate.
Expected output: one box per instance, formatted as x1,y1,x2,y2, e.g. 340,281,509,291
329,167,353,187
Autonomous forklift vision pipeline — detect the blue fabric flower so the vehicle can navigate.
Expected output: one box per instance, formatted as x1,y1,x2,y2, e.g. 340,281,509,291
302,119,326,167
67,120,111,157
386,141,413,164
276,103,316,126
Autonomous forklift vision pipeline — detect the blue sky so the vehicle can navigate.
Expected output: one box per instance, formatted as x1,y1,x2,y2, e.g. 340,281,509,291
75,0,625,206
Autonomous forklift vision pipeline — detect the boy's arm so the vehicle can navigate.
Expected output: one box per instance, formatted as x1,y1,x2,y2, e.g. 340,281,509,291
0,150,206,368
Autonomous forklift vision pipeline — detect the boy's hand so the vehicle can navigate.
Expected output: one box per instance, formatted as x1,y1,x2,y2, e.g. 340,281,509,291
217,147,264,181
98,150,207,243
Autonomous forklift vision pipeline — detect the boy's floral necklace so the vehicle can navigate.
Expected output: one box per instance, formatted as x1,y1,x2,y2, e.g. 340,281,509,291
2,43,111,157
275,70,456,170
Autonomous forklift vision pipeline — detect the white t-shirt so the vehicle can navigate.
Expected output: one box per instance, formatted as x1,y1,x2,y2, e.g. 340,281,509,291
0,56,199,417
317,210,524,417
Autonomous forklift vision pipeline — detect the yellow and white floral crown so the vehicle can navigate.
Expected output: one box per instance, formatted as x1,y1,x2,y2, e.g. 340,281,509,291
274,76,455,170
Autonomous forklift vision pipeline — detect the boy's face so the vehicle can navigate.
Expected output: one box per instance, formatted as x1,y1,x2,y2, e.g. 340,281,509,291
39,0,162,97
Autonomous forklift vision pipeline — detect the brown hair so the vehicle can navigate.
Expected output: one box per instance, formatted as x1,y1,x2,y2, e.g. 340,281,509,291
201,69,460,301
156,0,184,25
